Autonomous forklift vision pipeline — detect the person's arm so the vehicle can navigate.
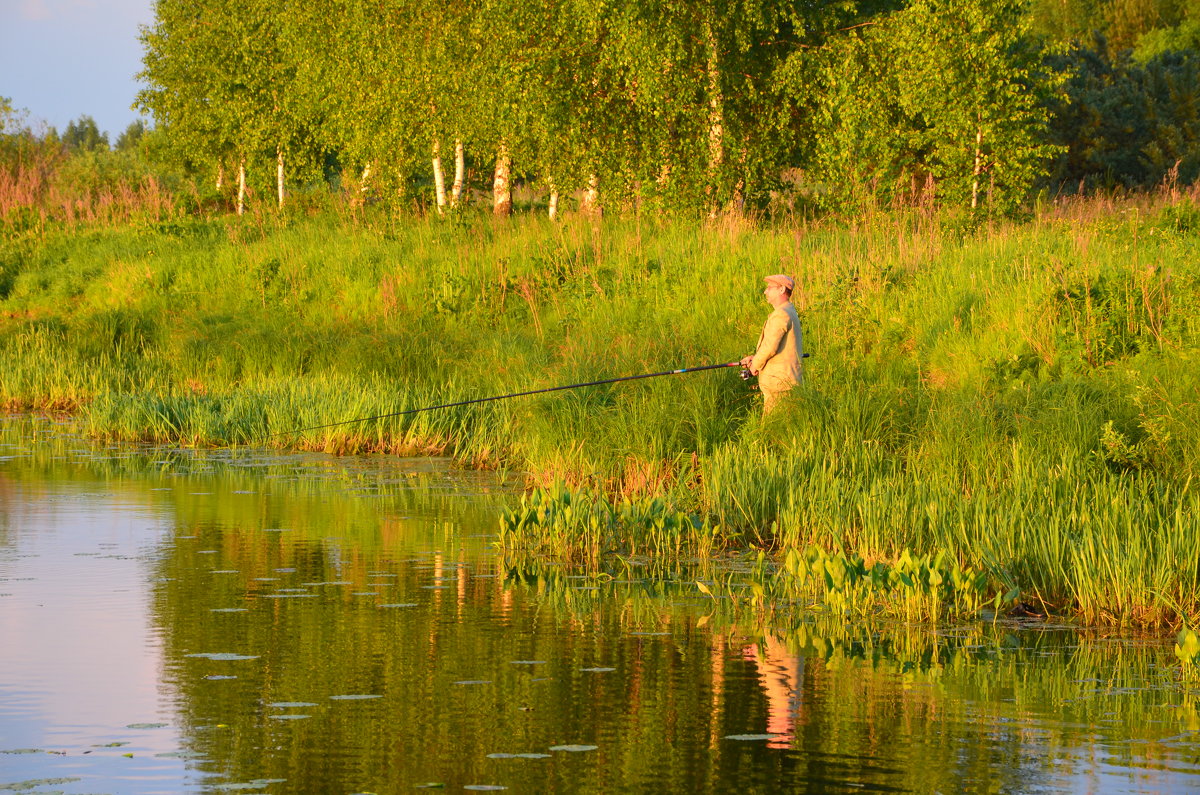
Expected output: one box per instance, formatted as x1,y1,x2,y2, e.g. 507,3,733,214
750,310,789,375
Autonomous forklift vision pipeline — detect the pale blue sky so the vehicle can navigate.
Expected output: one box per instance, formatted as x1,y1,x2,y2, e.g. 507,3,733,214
1,0,155,139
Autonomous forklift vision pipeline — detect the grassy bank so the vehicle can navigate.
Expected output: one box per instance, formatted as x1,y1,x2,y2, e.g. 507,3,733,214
2,195,1199,625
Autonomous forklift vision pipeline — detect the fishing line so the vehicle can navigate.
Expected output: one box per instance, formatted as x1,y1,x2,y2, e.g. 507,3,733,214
265,359,764,441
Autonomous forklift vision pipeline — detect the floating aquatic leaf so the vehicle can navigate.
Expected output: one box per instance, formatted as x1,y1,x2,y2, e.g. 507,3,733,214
0,749,44,754
454,680,492,686
580,667,616,673
209,779,287,791
0,777,81,791
509,660,546,665
211,608,248,613
724,734,785,741
205,675,238,680
379,603,418,609
92,742,130,748
487,753,551,760
268,714,310,720
125,723,169,729
187,653,259,661
549,744,598,753
267,702,318,708
329,694,381,701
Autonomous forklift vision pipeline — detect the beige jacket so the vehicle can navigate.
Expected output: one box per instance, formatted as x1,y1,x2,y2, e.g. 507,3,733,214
751,302,803,391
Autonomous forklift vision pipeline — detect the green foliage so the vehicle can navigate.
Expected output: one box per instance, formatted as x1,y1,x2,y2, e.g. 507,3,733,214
793,0,1063,214
1047,43,1200,188
63,115,109,153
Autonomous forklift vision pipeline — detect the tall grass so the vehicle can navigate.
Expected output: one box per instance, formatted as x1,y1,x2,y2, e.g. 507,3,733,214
2,194,1199,624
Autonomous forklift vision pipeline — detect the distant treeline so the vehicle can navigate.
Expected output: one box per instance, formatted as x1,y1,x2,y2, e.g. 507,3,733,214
3,0,1200,221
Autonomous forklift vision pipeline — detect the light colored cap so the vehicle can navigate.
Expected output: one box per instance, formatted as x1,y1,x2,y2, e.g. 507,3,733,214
764,274,794,291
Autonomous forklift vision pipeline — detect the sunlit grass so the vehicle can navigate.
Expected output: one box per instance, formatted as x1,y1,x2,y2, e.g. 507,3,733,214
2,196,1199,625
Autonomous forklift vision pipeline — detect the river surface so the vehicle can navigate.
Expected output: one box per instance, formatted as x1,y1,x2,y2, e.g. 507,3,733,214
2,415,1200,794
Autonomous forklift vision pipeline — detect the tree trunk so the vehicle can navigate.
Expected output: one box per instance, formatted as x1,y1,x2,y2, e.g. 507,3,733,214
276,146,285,209
493,144,512,216
432,140,448,213
360,162,372,194
451,140,466,207
581,173,601,216
971,117,983,210
216,161,225,191
705,20,725,219
548,189,559,220
237,157,246,216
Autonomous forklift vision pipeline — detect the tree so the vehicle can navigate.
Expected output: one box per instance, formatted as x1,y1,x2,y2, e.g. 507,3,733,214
116,120,148,151
63,115,109,152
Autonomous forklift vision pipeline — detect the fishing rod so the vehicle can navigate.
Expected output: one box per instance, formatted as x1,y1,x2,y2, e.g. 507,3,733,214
266,359,783,441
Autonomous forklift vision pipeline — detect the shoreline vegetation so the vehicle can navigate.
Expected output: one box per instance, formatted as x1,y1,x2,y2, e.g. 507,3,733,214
2,192,1200,628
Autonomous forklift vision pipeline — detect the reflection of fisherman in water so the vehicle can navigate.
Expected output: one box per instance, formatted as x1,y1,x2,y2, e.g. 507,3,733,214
744,634,804,749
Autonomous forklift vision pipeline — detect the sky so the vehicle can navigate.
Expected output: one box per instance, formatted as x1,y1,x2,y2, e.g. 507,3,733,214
1,0,155,139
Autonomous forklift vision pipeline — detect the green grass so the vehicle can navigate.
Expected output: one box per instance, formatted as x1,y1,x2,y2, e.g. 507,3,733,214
2,195,1200,625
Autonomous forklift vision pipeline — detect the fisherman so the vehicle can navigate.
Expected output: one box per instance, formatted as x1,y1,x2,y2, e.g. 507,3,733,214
741,274,803,415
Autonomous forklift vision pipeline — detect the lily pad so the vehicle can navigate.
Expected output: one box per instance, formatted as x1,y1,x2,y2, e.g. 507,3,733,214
549,745,598,752
0,777,81,791
0,749,43,755
92,742,130,748
209,779,287,791
187,653,259,661
329,694,382,701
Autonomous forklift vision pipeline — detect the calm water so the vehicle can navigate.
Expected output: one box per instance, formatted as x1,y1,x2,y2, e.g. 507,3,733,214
2,416,1200,794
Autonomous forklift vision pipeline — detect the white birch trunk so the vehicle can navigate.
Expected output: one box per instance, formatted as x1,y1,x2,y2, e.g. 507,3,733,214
432,140,448,213
705,21,725,219
493,144,512,216
276,146,285,209
548,189,559,221
451,140,465,207
216,162,225,191
971,120,983,210
360,162,372,195
581,173,600,216
237,158,246,216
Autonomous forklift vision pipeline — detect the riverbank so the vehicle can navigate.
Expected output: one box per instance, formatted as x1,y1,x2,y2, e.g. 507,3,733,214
2,196,1199,625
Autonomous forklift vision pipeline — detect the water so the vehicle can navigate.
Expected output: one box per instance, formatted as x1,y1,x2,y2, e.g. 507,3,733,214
3,416,1200,793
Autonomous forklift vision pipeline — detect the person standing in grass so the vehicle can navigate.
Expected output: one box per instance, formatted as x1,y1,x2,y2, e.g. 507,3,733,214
741,274,803,415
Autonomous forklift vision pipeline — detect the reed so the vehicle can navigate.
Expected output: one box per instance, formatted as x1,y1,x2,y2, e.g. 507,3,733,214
2,194,1199,624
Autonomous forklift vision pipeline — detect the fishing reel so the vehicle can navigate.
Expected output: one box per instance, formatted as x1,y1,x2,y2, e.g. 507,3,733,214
739,367,753,381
